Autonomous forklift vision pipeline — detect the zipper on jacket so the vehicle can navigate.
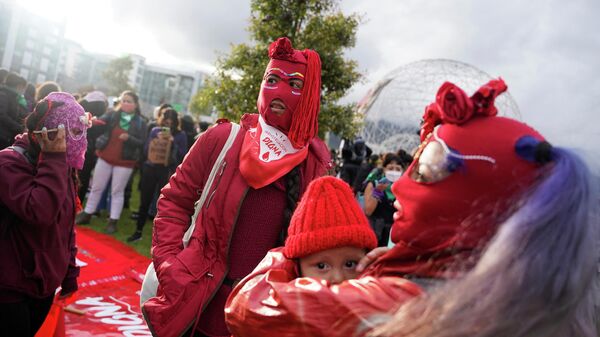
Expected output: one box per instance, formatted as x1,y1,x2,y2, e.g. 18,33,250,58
205,161,227,209
185,186,249,337
182,128,246,337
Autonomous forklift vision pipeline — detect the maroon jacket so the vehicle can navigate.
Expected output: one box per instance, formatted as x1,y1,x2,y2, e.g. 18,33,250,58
143,115,331,337
0,135,79,302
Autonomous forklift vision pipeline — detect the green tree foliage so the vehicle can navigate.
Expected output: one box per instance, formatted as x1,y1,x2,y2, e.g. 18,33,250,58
191,0,362,138
103,56,133,96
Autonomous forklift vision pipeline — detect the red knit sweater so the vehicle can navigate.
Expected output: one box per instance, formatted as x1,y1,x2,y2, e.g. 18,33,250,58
197,177,287,336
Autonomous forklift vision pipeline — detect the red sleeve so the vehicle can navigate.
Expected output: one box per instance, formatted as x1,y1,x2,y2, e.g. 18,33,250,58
0,151,69,227
151,123,232,275
225,248,422,337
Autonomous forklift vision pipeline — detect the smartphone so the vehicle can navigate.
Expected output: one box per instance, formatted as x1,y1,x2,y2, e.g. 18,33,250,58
377,177,391,185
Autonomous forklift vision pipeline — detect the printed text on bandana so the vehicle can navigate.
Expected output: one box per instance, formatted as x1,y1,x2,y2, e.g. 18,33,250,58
258,116,300,162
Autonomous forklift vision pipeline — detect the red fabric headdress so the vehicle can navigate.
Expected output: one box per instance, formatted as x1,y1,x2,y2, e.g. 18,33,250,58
240,38,322,189
267,37,321,148
366,78,547,279
420,78,508,141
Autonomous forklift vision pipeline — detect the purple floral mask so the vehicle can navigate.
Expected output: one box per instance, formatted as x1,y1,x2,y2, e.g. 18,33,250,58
42,92,89,169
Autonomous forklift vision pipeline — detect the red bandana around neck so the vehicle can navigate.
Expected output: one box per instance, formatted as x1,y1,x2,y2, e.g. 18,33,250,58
239,115,308,189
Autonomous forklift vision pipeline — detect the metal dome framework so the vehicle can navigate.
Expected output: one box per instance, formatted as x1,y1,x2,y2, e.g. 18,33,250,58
357,59,521,155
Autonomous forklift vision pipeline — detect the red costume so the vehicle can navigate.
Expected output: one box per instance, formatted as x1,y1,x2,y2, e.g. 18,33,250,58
143,37,330,337
225,79,550,337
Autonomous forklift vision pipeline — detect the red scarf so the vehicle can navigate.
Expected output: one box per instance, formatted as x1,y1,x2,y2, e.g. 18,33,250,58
239,116,308,189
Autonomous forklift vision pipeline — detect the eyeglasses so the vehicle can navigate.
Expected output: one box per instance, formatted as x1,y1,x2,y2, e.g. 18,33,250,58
410,127,495,183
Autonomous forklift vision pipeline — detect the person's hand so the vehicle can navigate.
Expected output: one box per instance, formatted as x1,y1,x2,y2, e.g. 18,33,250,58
58,290,76,300
92,118,106,126
119,133,129,141
375,182,390,192
356,247,391,273
35,125,66,153
372,188,385,201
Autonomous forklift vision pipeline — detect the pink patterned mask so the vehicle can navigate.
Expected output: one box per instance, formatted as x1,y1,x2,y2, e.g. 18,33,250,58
42,92,89,169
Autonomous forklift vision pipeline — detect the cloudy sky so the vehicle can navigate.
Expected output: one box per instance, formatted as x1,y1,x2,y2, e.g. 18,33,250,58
16,0,600,161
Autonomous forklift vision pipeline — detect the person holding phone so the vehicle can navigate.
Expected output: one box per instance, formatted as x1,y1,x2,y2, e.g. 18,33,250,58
363,153,410,246
0,93,88,336
127,108,187,242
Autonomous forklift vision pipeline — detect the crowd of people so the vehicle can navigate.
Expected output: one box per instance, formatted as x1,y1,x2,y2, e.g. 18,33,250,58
1,35,599,337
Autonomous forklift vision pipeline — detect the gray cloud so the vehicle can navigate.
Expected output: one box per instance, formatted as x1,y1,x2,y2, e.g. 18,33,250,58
102,0,599,158
341,0,600,157
108,0,251,70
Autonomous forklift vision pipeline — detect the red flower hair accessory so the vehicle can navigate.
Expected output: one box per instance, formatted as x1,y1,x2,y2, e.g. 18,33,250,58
269,37,296,62
471,78,508,116
420,103,442,142
419,78,508,141
437,82,474,125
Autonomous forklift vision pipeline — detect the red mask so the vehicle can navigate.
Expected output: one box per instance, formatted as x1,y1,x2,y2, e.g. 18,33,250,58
257,59,307,134
385,117,545,277
365,79,548,278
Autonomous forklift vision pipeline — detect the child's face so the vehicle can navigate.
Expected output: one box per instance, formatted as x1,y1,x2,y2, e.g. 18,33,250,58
298,246,367,284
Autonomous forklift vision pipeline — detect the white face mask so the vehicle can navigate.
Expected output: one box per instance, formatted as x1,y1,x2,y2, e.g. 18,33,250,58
385,170,403,183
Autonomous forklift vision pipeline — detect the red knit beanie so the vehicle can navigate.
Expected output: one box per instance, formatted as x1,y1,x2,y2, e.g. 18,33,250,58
284,176,378,259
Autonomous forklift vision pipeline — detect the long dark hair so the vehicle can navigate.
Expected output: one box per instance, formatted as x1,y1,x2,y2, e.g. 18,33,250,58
279,165,302,244
158,108,180,134
35,81,61,103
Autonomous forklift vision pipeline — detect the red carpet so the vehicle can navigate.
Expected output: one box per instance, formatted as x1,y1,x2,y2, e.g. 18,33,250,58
44,226,152,336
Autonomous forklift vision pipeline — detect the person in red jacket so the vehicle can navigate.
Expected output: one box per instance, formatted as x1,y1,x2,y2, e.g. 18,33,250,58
225,79,600,337
0,92,88,337
142,37,331,337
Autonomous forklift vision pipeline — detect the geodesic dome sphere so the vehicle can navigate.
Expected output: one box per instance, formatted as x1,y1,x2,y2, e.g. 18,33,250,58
357,59,521,155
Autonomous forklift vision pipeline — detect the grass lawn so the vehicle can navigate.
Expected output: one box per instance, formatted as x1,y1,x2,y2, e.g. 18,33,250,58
82,172,153,258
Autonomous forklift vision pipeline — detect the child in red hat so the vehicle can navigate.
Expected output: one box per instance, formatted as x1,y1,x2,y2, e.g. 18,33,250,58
283,176,377,284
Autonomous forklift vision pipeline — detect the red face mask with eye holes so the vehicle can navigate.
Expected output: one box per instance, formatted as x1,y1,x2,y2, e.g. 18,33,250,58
377,118,546,278
257,59,306,134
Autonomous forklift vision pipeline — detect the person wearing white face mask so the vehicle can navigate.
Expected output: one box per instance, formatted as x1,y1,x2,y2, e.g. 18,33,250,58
363,153,410,246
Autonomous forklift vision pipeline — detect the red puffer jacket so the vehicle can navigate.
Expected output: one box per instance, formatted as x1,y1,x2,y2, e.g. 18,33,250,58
142,115,331,337
225,248,422,337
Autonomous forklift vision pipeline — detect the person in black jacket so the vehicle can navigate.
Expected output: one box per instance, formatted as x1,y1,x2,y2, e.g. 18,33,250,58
339,136,372,188
77,91,108,202
0,73,28,150
74,90,147,234
127,108,187,242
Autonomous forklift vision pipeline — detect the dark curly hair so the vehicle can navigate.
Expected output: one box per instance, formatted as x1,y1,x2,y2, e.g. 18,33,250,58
279,165,301,245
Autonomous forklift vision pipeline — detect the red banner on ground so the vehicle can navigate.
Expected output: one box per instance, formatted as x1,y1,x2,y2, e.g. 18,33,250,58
62,226,152,337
